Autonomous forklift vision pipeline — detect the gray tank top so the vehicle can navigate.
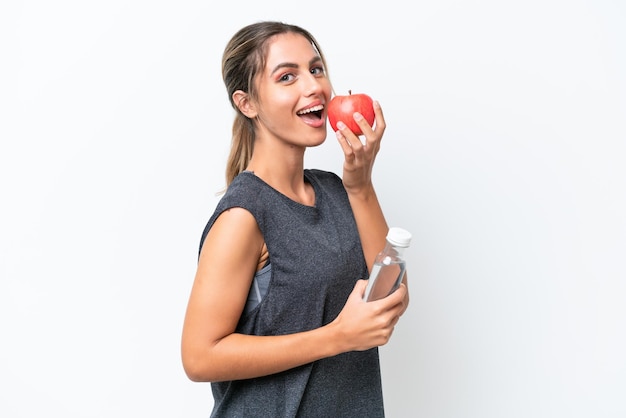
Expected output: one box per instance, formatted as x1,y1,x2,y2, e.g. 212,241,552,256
199,169,385,417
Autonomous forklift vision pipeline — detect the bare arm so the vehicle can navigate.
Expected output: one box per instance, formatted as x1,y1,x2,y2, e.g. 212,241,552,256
335,100,410,311
181,206,406,382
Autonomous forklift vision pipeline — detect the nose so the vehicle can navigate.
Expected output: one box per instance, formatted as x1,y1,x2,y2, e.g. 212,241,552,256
302,73,324,96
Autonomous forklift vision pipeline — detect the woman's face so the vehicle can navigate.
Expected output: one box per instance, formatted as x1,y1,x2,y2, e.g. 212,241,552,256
253,32,332,148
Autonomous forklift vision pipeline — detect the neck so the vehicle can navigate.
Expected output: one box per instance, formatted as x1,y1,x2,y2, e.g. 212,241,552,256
247,147,314,206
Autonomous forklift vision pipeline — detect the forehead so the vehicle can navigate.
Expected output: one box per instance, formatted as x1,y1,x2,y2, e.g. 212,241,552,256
264,32,319,70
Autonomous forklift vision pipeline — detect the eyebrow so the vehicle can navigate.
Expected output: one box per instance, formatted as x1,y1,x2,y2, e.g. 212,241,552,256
270,56,323,76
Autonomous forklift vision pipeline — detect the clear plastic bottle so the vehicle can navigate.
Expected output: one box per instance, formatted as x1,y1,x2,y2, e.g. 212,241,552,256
363,227,412,302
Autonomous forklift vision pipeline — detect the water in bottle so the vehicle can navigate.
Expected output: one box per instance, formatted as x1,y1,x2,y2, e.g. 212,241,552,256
363,227,412,302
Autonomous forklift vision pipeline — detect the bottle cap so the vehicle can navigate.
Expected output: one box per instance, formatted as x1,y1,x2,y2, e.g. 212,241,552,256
387,227,412,247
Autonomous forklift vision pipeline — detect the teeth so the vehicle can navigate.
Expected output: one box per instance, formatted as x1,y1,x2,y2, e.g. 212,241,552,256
297,105,324,115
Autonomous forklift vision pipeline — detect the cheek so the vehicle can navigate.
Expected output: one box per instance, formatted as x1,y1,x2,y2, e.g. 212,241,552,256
322,80,332,99
271,90,298,109
255,91,292,123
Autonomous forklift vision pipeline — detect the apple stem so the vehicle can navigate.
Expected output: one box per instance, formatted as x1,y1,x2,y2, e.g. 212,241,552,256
349,90,352,95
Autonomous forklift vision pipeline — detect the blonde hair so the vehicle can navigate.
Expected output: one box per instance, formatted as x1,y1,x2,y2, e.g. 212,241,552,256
221,21,329,187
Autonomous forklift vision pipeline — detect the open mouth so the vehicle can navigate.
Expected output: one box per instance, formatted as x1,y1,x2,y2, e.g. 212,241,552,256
297,104,324,120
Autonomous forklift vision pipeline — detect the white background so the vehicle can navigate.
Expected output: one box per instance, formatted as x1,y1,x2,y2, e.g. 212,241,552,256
2,0,625,417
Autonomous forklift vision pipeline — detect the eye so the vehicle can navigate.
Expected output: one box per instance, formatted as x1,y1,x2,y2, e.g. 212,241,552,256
311,66,325,76
278,73,296,82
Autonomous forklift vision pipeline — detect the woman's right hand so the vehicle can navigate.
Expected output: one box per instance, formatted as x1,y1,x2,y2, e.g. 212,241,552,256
330,279,408,352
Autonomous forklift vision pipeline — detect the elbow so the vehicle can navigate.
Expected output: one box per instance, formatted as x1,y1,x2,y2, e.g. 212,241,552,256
181,332,229,382
182,359,202,382
182,354,200,382
185,370,207,383
182,357,213,382
182,349,217,382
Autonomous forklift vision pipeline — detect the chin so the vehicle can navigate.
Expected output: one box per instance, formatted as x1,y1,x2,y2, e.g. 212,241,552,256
307,130,328,147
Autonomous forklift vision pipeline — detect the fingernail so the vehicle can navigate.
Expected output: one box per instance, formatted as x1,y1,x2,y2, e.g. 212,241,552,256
336,121,346,130
353,112,363,121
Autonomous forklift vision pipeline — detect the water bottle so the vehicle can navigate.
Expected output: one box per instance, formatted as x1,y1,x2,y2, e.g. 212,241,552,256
363,227,412,302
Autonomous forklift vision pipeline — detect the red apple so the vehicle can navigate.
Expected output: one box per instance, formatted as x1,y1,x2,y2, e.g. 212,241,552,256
327,90,375,136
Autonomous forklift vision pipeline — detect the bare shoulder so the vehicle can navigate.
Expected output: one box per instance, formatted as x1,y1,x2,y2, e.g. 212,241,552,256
199,207,262,271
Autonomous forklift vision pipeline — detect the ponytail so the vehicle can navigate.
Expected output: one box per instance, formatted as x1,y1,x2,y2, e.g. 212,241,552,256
225,113,254,186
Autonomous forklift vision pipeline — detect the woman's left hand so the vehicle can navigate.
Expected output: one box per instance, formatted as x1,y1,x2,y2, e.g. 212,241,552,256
334,100,386,195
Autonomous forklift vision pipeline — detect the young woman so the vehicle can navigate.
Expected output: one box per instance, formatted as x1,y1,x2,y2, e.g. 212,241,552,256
181,21,409,417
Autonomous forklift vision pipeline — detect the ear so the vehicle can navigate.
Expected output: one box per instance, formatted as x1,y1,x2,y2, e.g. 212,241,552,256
232,90,257,119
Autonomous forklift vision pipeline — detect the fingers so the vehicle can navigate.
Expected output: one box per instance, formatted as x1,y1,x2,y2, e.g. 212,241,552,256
390,315,400,328
353,100,386,144
350,279,368,300
337,279,404,350
370,283,407,319
335,122,356,155
372,100,386,134
333,100,384,149
334,120,368,162
390,283,408,313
